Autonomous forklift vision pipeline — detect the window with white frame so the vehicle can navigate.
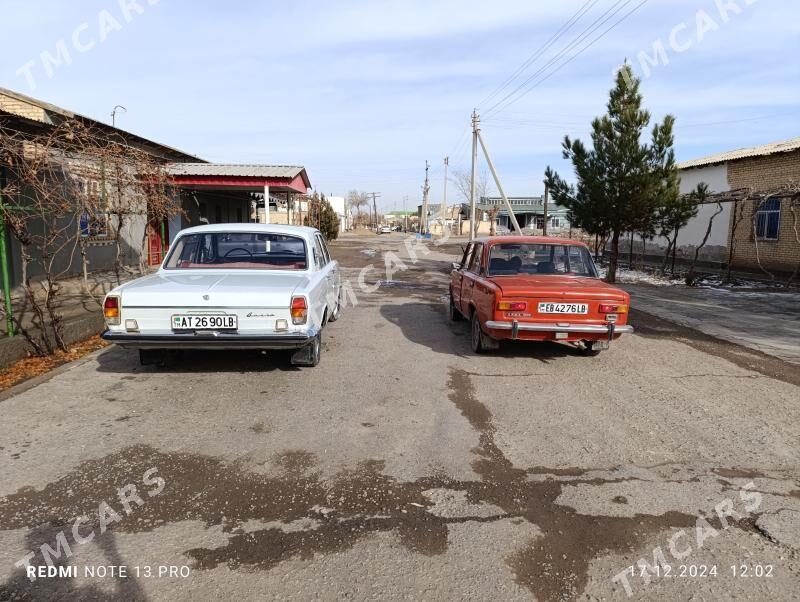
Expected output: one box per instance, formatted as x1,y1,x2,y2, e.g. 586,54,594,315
755,198,781,240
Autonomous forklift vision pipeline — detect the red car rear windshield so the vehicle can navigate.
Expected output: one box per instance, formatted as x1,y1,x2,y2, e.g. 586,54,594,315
164,232,307,270
487,243,598,277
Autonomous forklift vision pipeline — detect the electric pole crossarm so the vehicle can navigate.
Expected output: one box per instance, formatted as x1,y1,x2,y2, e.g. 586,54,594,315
476,130,522,235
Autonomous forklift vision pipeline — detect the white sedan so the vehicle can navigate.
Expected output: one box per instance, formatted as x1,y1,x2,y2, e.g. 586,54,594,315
101,224,342,367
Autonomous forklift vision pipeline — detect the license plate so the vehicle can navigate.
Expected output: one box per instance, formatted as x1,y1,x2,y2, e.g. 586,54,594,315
171,314,238,330
537,302,588,315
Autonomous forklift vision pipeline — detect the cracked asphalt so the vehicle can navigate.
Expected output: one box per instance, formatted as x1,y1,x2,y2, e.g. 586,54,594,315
1,233,798,601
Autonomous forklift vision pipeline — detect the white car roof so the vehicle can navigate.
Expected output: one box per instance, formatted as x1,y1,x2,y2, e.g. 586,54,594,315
177,223,320,240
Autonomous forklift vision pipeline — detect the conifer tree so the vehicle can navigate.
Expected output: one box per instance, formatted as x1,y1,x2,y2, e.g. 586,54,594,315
546,64,679,282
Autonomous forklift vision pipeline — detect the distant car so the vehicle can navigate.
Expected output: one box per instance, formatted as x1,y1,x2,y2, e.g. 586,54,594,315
449,237,633,355
101,224,342,367
378,226,392,234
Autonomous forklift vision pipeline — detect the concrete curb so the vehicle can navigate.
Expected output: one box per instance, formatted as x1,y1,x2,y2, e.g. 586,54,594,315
0,312,105,369
0,346,109,402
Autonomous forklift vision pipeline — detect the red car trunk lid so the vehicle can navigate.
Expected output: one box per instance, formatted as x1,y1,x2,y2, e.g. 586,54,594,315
491,275,627,301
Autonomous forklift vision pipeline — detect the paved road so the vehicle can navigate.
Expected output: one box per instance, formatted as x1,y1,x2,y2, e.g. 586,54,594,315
1,234,798,601
623,282,800,365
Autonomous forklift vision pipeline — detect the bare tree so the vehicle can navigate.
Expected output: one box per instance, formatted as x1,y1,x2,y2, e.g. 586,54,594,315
783,185,800,287
450,168,491,204
346,190,369,228
750,196,777,282
724,197,748,283
0,117,178,356
450,169,493,238
685,185,723,286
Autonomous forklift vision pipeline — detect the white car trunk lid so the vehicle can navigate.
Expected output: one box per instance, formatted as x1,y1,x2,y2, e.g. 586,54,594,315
121,272,309,308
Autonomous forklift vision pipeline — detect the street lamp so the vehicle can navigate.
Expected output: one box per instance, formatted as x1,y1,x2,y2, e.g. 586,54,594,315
111,105,127,128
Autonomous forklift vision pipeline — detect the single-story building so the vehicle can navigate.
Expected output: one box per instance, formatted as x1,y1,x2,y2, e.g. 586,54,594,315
325,196,347,232
0,86,313,283
479,196,570,233
637,136,800,274
0,86,204,287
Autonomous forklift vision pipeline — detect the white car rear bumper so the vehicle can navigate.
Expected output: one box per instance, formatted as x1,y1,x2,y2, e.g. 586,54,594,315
102,327,319,350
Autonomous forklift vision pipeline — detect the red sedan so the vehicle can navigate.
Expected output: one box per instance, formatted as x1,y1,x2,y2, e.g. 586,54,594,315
449,237,633,355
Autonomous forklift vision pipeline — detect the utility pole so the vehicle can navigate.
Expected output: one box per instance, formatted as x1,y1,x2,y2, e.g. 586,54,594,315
421,161,430,236
542,180,549,236
476,127,522,235
469,110,479,241
403,195,408,232
367,192,381,232
441,156,448,237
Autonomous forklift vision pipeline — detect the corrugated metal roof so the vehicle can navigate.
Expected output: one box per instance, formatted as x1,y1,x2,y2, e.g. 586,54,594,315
167,163,305,179
678,136,800,170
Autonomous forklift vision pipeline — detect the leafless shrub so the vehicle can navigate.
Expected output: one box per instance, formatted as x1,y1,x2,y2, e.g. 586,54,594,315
0,117,178,356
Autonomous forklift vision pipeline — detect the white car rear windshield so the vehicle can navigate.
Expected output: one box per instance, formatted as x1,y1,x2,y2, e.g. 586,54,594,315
488,243,598,277
164,232,308,270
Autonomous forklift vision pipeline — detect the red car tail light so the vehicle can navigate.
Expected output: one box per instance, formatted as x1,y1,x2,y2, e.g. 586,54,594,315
103,296,121,325
599,303,628,314
498,301,527,311
290,296,308,325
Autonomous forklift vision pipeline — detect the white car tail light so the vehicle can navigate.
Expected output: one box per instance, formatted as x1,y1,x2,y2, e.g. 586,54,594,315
290,296,308,325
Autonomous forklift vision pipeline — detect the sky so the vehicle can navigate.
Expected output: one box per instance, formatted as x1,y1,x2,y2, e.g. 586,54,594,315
1,0,798,212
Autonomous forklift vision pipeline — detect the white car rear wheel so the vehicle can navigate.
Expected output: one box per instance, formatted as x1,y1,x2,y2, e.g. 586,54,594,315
291,331,322,367
328,290,342,322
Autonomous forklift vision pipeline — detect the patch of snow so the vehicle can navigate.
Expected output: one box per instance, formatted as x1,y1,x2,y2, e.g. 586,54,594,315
694,274,781,290
597,267,680,286
360,248,378,257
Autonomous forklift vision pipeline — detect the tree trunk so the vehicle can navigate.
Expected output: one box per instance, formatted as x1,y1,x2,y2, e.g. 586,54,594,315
686,202,723,285
628,231,634,268
724,199,749,283
785,202,800,287
660,236,673,274
670,240,677,276
606,230,620,282
639,233,646,270
671,227,679,276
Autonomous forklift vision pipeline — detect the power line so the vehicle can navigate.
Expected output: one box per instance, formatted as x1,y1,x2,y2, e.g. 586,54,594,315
676,110,800,129
484,0,648,118
483,0,633,117
477,0,600,110
431,1,599,175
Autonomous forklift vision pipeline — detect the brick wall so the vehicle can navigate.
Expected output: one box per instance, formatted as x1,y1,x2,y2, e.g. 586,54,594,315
0,92,46,121
726,150,800,273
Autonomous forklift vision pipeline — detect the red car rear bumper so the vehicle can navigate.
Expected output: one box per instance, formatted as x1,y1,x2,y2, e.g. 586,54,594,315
484,320,633,342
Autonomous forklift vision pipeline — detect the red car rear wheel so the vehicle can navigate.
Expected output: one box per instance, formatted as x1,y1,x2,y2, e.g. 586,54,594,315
471,312,498,353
